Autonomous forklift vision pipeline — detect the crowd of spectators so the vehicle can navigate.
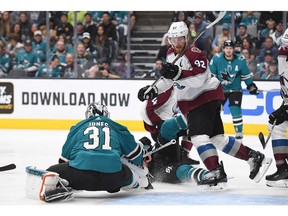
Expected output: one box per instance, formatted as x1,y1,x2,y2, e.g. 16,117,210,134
0,11,287,80
0,11,136,78
155,11,287,80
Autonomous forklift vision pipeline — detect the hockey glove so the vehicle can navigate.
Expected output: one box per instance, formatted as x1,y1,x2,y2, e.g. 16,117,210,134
160,62,182,81
139,136,152,163
137,85,158,102
247,82,259,95
269,105,288,125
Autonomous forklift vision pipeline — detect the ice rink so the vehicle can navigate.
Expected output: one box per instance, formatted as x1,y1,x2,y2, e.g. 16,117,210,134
0,129,287,215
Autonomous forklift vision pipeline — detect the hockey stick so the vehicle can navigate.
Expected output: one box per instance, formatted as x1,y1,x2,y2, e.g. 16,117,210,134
0,163,16,172
223,89,280,93
143,139,177,157
258,120,276,149
143,11,226,96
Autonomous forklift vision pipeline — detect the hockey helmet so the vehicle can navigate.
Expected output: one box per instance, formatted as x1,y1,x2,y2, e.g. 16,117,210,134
223,39,234,48
167,21,188,45
85,102,110,118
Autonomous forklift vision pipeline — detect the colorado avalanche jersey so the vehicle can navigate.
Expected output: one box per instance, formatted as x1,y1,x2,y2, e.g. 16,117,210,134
156,46,224,114
60,116,144,173
140,79,178,126
278,46,288,105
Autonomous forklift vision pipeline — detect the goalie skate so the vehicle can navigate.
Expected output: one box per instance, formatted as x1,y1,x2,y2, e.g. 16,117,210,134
25,166,74,202
43,187,74,203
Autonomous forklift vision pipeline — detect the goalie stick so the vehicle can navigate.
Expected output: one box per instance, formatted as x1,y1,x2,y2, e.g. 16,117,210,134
143,11,227,96
258,120,277,149
0,163,16,172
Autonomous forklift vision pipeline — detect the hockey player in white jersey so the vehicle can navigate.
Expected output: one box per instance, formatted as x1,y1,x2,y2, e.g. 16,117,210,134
140,78,199,165
138,21,272,188
265,28,288,188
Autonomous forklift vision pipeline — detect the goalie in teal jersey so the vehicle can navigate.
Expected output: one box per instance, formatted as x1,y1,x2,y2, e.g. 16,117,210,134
31,102,153,202
209,39,259,140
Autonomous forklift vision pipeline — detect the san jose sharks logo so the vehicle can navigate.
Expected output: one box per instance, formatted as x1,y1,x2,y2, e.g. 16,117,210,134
220,65,235,85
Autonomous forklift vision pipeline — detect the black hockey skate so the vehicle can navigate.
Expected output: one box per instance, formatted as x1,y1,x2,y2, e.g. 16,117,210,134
198,161,228,190
180,147,200,165
266,158,288,188
247,150,272,183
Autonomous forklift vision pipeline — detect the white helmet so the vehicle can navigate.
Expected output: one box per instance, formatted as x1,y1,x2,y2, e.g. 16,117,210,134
281,28,288,47
85,102,110,119
167,21,188,44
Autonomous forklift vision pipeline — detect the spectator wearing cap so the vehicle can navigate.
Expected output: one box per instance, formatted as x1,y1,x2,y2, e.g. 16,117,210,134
192,12,211,56
55,13,73,43
9,39,40,77
32,30,47,63
256,36,278,63
255,49,274,79
235,22,258,47
0,40,12,77
271,21,284,47
212,23,231,49
83,12,97,41
35,55,61,78
82,32,100,63
260,60,279,80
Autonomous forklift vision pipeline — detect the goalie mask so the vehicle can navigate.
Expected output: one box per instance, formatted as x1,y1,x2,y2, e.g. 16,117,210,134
167,21,188,45
280,28,288,47
85,102,110,119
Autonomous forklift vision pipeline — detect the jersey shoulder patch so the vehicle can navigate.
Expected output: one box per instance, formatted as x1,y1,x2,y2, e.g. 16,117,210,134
190,47,202,53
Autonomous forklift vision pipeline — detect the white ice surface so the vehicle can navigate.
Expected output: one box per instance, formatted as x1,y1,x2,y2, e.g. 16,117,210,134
0,129,287,215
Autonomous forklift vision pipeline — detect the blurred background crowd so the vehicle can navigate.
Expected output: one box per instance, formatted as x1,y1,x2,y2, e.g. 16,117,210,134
0,11,287,80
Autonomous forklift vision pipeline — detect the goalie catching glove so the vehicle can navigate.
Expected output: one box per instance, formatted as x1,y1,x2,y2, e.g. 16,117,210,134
160,62,182,81
269,104,288,125
138,85,158,102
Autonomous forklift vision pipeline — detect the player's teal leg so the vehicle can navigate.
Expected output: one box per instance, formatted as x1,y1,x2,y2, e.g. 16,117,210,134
230,105,243,139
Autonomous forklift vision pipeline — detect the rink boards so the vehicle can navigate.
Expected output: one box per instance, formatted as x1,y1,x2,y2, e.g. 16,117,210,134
0,79,282,135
